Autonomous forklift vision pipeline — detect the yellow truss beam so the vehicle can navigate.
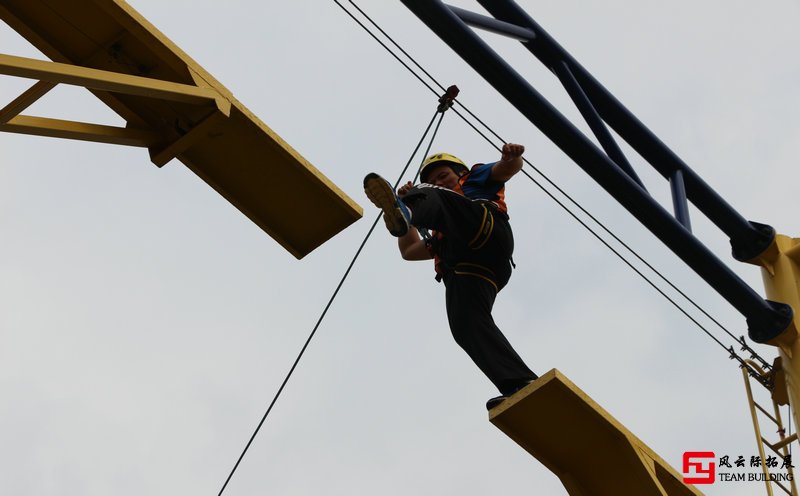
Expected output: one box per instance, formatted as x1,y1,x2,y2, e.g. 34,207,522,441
0,0,361,258
745,235,800,443
0,53,230,115
0,80,55,123
490,369,703,496
0,115,159,147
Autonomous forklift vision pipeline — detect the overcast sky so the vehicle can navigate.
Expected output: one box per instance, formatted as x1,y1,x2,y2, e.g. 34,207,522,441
2,1,799,495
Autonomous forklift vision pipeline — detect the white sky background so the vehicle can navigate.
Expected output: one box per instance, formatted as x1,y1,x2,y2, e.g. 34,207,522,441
1,1,799,495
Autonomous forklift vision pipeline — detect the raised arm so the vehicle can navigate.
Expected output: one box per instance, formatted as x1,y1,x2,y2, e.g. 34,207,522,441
489,143,525,182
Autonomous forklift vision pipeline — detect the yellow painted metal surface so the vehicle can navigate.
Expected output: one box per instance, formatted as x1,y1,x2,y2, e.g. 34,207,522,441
489,369,703,496
0,52,230,110
0,0,362,258
745,235,800,440
0,80,54,123
739,361,799,495
740,366,777,496
1,114,160,146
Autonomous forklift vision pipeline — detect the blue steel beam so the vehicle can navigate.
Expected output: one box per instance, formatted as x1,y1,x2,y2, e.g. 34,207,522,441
670,170,692,231
552,60,646,191
446,4,535,42
476,0,774,263
399,0,792,343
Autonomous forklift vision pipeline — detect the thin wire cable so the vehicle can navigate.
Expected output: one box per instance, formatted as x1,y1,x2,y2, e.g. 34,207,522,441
333,0,441,97
412,111,446,184
217,108,442,495
344,0,751,343
345,0,513,149
335,0,768,361
450,115,754,356
216,216,379,496
410,111,448,240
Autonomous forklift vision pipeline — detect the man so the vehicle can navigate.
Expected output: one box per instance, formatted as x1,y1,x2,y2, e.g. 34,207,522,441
364,143,537,410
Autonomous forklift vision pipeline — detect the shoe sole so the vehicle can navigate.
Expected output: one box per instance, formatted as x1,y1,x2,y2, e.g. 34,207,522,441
486,396,507,410
364,173,409,236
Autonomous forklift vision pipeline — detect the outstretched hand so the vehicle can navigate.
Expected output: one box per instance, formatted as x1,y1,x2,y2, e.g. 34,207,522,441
501,143,525,161
490,143,526,182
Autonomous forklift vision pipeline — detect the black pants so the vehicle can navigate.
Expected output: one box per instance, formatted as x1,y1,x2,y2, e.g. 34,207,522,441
403,185,536,395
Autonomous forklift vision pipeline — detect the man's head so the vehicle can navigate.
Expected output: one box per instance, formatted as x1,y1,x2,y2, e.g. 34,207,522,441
419,153,468,188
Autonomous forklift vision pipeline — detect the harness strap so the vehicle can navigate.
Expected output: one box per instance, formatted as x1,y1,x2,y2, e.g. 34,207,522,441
468,204,495,250
453,262,499,292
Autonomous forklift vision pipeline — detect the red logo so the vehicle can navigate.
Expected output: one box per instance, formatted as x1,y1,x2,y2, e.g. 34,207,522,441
683,451,716,484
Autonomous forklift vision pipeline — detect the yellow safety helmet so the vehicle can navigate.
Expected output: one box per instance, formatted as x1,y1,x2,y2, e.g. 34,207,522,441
419,152,468,182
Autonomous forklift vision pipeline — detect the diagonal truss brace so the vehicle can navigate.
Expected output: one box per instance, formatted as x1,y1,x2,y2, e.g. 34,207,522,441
0,53,230,164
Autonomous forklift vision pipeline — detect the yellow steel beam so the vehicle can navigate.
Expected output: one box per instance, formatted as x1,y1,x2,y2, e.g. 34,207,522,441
490,369,703,496
741,366,776,495
1,115,159,147
0,53,230,115
0,4,66,63
0,80,55,123
771,433,798,452
745,235,800,446
149,110,226,167
0,0,362,258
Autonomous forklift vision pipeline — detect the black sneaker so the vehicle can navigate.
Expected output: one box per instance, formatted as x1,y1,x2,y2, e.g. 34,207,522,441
363,173,412,237
485,378,537,411
485,395,508,411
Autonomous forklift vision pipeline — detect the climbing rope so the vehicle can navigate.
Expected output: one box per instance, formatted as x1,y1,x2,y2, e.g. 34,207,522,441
413,85,458,187
333,0,773,373
217,88,454,496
